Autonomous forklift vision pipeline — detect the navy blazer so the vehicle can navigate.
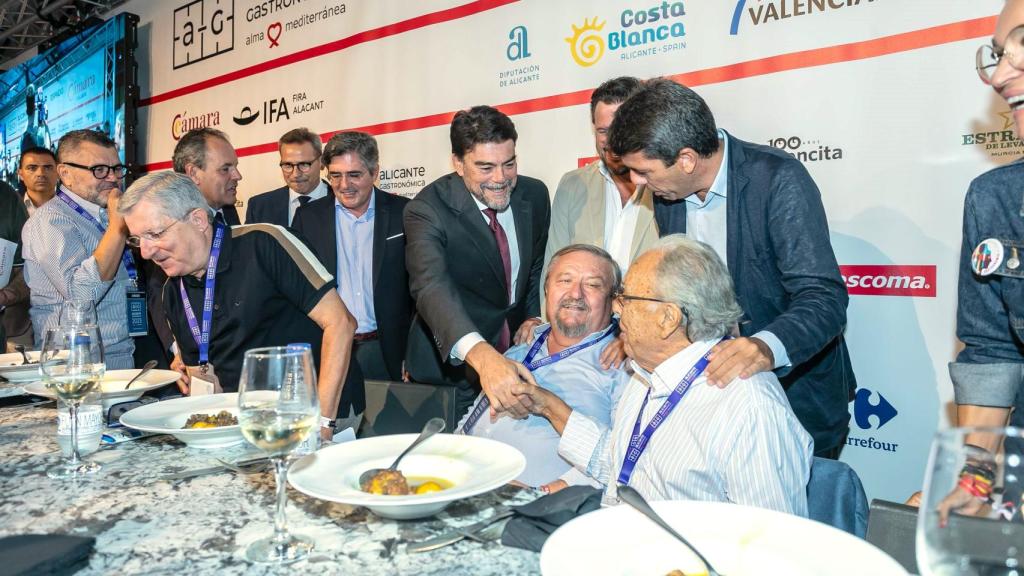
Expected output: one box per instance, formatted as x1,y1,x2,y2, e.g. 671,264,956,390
654,132,855,452
291,189,413,381
245,185,290,227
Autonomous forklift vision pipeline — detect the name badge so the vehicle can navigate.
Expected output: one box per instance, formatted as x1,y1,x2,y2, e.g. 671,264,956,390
126,289,149,337
187,364,222,396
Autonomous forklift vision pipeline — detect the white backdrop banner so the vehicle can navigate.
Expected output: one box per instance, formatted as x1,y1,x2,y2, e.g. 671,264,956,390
109,0,1009,503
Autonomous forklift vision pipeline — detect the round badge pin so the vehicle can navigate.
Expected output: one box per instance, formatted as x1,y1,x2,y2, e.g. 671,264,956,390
972,238,1004,276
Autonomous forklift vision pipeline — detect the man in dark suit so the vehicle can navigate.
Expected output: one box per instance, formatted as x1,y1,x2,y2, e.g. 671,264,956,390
172,128,242,225
404,105,551,418
292,131,412,382
608,79,855,458
246,127,329,227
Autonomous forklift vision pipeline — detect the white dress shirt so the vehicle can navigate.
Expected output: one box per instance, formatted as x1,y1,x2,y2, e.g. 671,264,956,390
450,193,521,362
600,161,641,273
686,131,790,368
559,338,814,516
288,180,328,225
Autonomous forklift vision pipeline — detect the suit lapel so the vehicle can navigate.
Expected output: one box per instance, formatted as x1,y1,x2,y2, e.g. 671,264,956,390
323,198,339,278
724,132,746,280
630,185,655,262
371,188,385,289
441,176,507,292
511,185,532,304
275,188,290,227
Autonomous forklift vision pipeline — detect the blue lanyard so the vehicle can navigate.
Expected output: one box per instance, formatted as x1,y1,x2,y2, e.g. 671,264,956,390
178,223,225,365
56,189,139,286
616,338,726,487
461,321,618,434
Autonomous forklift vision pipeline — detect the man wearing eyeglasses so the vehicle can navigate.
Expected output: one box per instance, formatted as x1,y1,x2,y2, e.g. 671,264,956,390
245,128,329,227
21,129,137,368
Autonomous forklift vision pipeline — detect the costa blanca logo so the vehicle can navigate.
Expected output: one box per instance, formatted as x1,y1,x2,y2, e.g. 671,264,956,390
839,265,936,298
566,17,606,67
173,0,234,69
730,0,878,35
172,110,221,140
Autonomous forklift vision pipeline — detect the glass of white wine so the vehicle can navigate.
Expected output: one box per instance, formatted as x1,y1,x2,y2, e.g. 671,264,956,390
41,325,105,479
238,345,319,564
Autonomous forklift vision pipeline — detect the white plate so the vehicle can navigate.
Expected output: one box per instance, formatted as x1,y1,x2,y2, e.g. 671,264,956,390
288,433,526,520
119,393,244,449
23,369,181,411
541,500,907,576
0,351,44,382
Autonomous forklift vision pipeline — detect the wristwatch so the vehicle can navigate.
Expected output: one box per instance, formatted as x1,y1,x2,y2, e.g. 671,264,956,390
319,416,336,430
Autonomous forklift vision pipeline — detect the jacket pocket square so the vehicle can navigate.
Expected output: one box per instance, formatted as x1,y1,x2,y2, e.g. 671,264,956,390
386,233,405,240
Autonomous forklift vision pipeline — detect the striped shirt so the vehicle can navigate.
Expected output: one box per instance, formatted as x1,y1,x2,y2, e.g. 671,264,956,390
560,338,813,516
21,186,135,368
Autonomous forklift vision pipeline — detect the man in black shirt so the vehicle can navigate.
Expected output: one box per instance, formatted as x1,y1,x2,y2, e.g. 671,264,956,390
118,171,359,438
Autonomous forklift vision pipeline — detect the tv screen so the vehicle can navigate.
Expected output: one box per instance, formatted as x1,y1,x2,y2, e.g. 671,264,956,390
0,13,139,190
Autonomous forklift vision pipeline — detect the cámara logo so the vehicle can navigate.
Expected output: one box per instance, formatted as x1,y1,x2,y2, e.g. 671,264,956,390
839,265,936,298
171,110,221,140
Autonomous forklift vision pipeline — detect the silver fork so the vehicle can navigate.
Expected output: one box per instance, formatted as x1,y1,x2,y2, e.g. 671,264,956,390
214,457,270,475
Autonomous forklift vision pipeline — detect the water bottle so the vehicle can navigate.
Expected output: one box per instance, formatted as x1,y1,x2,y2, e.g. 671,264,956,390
56,387,103,457
287,343,320,456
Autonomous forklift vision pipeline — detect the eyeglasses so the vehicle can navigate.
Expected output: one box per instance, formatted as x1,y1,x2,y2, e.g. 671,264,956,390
126,219,181,248
62,161,128,180
279,161,317,173
613,291,689,318
977,26,1024,84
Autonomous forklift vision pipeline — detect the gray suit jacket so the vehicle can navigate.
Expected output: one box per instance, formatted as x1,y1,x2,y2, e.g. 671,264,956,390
542,161,658,305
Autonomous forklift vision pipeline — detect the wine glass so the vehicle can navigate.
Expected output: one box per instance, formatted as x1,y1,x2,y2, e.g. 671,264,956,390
238,346,320,564
41,325,106,479
59,298,97,327
917,426,1024,575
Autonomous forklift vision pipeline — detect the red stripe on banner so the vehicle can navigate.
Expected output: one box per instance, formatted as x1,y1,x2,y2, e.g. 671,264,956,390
142,15,995,171
139,0,518,107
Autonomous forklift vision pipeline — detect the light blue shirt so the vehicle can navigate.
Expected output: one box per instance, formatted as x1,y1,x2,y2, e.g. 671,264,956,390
458,322,630,487
335,192,376,333
685,131,790,368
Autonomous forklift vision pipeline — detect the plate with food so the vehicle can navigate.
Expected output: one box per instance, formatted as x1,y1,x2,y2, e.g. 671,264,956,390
23,368,181,411
119,393,244,449
288,433,525,520
540,500,907,576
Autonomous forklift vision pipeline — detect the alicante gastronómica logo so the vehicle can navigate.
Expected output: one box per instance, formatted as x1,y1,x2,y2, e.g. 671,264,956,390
845,388,899,454
566,2,688,67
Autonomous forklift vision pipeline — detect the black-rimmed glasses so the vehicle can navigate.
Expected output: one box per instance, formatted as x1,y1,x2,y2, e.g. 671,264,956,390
62,161,128,180
279,161,316,173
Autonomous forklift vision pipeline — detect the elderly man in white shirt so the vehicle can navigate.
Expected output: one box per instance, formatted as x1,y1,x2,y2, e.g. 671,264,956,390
516,234,813,515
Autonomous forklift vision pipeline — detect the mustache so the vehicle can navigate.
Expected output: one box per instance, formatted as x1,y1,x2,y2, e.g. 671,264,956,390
481,180,512,191
558,296,590,312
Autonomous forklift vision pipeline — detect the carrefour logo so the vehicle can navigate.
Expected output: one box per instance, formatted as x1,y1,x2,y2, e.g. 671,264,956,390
567,2,687,67
853,388,897,430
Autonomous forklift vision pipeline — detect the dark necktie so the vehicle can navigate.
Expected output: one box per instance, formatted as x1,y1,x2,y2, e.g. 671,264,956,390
214,210,226,226
297,195,311,207
483,208,512,352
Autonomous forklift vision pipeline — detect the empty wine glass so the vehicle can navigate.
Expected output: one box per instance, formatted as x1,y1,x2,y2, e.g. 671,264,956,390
917,426,1024,575
238,346,319,564
59,299,97,327
41,325,105,479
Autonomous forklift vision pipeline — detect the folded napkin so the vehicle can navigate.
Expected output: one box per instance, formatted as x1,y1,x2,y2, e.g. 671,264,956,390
501,486,603,552
0,534,95,575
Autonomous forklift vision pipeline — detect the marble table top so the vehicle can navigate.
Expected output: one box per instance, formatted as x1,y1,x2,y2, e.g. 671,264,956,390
0,402,542,575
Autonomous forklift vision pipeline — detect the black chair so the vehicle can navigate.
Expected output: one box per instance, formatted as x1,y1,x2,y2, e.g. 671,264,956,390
865,499,919,574
358,379,459,437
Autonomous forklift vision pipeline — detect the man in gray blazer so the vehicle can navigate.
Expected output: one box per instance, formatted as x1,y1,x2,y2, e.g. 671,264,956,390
543,77,658,312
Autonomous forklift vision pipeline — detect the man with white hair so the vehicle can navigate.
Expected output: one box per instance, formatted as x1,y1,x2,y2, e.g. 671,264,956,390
118,171,359,438
460,244,630,488
517,235,813,515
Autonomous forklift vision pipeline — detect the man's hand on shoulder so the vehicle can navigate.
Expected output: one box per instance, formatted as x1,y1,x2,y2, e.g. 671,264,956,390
465,342,535,419
705,336,774,388
514,317,543,345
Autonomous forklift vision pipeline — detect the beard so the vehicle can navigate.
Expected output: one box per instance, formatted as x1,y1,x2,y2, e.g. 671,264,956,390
472,179,513,211
553,296,591,339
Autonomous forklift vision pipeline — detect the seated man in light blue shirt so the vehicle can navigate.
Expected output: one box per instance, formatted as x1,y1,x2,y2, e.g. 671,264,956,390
458,244,630,488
